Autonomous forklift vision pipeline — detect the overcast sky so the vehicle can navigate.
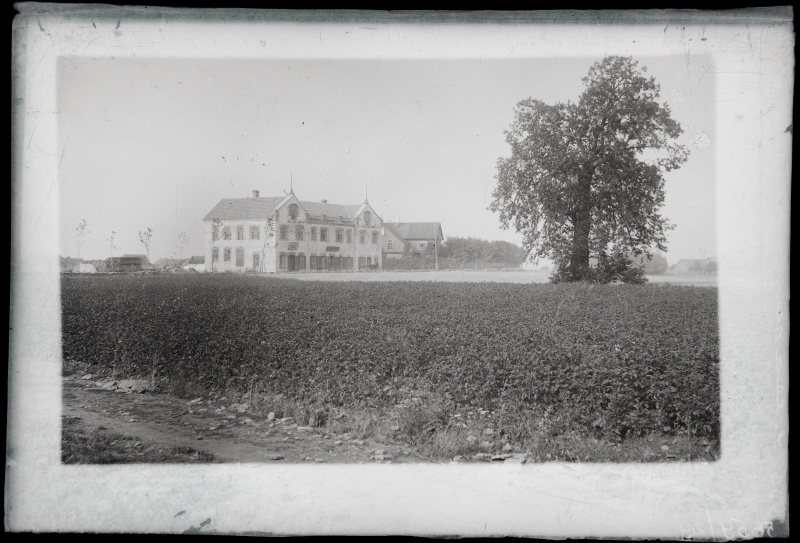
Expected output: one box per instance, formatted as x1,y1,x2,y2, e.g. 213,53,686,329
58,54,715,263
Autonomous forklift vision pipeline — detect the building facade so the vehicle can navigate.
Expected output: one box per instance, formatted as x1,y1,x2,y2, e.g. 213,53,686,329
203,190,383,273
382,222,444,259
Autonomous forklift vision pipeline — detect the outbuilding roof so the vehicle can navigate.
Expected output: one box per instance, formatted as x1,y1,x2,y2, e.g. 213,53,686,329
384,222,443,241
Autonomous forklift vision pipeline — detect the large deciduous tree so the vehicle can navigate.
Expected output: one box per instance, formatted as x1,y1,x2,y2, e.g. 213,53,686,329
490,56,689,283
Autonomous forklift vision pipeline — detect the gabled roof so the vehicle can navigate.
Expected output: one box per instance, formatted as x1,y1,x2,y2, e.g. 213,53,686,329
301,201,360,218
384,222,443,241
203,197,285,221
203,196,363,221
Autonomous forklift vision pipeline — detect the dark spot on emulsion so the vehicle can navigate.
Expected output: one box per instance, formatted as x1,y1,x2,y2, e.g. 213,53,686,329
785,124,792,135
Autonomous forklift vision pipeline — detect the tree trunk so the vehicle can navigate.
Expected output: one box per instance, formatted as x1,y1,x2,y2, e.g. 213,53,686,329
570,210,591,280
570,173,593,280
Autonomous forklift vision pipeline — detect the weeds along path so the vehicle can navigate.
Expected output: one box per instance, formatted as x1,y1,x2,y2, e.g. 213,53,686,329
62,375,427,464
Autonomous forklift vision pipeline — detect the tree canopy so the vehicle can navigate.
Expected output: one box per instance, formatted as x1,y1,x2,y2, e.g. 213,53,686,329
490,56,688,283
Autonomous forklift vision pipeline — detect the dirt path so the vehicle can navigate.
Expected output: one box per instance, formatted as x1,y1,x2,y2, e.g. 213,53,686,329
62,375,430,464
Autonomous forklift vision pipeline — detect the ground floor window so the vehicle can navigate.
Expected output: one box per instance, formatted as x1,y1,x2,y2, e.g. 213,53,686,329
279,253,287,269
358,256,365,269
253,253,260,270
367,256,372,267
212,247,219,261
236,247,244,267
224,248,231,262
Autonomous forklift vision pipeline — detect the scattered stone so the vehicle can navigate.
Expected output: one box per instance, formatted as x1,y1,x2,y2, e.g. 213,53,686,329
334,441,342,446
236,403,249,413
267,412,275,421
390,425,400,432
372,455,390,462
128,418,138,423
278,417,292,422
374,449,385,455
473,453,492,461
504,456,527,464
314,459,326,463
116,379,151,393
491,454,512,461
209,427,217,431
466,435,477,444
241,418,254,424
188,398,203,405
304,456,312,462
271,455,285,460
296,426,312,432
81,374,93,380
353,439,365,446
453,455,463,462
481,441,493,450
502,443,513,453
661,445,669,451
483,428,495,436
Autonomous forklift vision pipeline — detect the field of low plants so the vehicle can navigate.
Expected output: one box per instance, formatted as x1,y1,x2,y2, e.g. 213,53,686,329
62,274,719,460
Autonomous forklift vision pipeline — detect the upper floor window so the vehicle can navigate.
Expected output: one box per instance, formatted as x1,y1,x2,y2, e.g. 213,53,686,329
295,225,304,241
311,227,317,241
372,231,379,244
250,226,260,240
335,229,344,243
387,239,393,250
222,226,232,240
236,226,244,241
363,211,372,226
320,228,329,242
212,227,219,241
288,204,299,220
359,230,366,244
280,225,288,240
346,230,352,243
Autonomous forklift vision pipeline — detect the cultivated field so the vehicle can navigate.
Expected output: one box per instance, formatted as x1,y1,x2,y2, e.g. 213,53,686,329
284,269,718,286
62,274,720,463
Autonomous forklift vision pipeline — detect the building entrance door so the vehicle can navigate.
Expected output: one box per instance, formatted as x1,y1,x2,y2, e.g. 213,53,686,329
288,254,296,271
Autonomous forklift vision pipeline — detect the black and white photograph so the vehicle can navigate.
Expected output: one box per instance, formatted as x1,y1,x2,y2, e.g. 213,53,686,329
8,6,791,537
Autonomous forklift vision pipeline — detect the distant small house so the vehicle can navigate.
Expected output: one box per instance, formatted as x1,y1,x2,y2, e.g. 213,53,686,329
72,263,97,274
670,259,704,274
383,222,444,259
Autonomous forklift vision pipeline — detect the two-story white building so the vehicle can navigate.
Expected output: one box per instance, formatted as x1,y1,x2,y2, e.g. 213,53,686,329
203,190,383,273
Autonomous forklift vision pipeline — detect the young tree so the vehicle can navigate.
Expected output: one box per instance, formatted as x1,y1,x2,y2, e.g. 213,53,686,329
490,56,689,283
138,227,153,262
107,231,117,257
75,219,88,261
176,231,190,260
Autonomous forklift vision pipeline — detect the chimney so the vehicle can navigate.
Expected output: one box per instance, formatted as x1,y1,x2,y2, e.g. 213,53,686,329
252,190,260,198
321,199,327,203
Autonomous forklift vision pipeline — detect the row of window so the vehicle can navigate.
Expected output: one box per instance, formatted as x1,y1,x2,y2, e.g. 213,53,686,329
211,247,379,270
278,254,375,270
211,247,261,268
384,240,430,250
279,226,379,244
212,225,261,242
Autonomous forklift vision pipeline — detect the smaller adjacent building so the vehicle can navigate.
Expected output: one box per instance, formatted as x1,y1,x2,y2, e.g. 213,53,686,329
382,222,444,259
670,258,716,275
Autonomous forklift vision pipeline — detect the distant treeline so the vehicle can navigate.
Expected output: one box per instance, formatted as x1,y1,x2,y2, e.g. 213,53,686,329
384,237,528,270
